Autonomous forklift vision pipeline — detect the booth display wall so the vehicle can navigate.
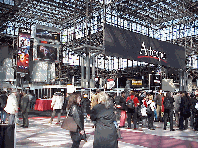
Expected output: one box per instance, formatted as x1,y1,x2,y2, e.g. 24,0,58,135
0,58,14,81
105,24,186,69
31,61,48,82
162,79,176,92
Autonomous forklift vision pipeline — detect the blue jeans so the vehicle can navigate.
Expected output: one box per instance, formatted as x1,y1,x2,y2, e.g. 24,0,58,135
1,110,7,123
8,114,15,125
154,109,157,120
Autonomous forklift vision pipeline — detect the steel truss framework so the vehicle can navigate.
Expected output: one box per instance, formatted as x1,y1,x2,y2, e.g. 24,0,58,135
0,0,198,88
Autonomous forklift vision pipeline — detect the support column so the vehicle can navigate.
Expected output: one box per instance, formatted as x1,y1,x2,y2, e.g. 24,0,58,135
91,56,95,88
179,70,183,91
81,57,84,88
86,49,90,88
184,70,188,92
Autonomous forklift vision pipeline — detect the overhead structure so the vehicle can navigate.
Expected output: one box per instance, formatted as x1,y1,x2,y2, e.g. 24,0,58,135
0,0,198,89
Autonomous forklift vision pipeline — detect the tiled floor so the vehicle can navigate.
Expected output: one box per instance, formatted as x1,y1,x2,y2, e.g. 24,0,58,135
14,116,198,148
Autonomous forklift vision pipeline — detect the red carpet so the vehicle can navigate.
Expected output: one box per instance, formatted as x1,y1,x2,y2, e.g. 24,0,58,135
119,130,198,148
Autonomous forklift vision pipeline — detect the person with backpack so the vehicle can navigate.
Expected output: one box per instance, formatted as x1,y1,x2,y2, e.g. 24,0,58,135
119,91,127,128
179,92,191,130
147,93,156,130
163,91,175,131
126,91,139,129
141,97,148,128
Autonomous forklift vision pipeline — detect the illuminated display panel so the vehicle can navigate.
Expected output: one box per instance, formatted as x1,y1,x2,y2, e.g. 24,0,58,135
17,29,31,73
37,45,57,61
36,28,60,41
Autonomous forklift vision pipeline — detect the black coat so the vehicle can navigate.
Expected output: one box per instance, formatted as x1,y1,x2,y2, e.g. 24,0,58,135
90,104,118,148
180,96,191,118
119,96,127,110
81,97,91,114
163,96,174,112
68,104,84,143
190,96,197,114
68,104,84,131
0,94,7,111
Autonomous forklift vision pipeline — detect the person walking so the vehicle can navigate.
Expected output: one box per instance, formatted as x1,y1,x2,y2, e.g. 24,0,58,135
90,92,118,148
67,92,84,148
141,97,148,128
21,92,30,128
194,97,198,131
179,92,191,130
156,90,163,122
4,89,18,125
90,90,99,110
147,94,156,130
49,91,64,124
190,93,197,129
163,91,175,131
81,94,91,122
119,91,127,128
0,91,8,124
126,91,140,129
173,91,182,127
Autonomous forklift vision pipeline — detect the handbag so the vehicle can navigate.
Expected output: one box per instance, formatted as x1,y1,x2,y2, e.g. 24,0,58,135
80,130,87,142
61,116,78,132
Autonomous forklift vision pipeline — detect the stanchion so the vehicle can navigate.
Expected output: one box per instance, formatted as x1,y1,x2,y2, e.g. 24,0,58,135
14,123,16,148
0,124,15,148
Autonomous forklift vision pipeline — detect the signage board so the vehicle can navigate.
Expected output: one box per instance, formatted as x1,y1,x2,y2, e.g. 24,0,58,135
132,79,142,86
105,24,185,69
17,28,31,73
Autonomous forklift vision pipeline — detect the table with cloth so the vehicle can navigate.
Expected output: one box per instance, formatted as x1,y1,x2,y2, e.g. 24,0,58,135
34,99,53,111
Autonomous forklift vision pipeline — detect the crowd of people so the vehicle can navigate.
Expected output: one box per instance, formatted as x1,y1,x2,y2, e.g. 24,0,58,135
0,89,36,127
63,89,198,148
1,88,198,148
113,90,198,132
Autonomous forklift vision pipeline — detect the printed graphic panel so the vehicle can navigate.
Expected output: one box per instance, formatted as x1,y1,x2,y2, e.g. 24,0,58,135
104,24,185,69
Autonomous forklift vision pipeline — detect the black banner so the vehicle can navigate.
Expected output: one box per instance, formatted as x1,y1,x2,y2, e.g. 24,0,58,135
104,24,185,69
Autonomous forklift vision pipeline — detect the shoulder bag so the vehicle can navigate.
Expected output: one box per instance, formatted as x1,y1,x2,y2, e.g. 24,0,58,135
61,116,78,132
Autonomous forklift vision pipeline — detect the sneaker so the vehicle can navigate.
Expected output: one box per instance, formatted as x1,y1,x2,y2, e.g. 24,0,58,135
48,120,52,124
55,122,60,125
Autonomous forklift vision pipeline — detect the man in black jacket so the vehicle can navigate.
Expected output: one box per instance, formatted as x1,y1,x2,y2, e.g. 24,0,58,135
163,91,175,131
119,91,127,128
0,91,8,124
21,92,30,128
179,92,191,130
190,93,197,129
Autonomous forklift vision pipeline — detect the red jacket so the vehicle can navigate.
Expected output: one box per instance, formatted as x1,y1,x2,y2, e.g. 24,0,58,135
126,95,140,107
162,96,164,112
143,100,147,108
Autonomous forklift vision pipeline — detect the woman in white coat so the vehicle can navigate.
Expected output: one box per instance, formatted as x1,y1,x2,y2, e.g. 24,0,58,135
147,94,156,130
4,90,18,125
49,92,64,124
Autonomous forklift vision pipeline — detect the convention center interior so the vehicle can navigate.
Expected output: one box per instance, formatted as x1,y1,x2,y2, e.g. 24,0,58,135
0,0,198,148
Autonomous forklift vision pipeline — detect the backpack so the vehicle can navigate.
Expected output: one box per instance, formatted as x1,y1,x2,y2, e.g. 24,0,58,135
114,96,121,106
126,96,135,110
164,97,172,110
146,104,152,115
